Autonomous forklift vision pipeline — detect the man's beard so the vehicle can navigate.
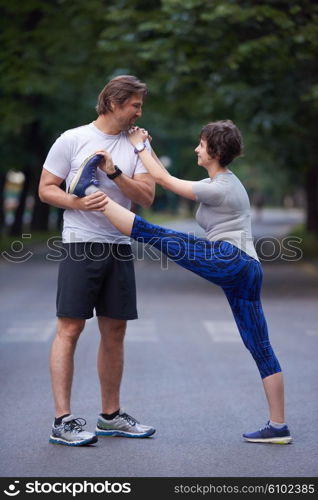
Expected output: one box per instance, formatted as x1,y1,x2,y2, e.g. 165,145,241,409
121,121,133,131
118,116,137,132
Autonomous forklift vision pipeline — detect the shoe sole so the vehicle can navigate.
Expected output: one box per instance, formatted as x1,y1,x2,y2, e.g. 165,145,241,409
49,435,98,446
244,436,293,444
68,153,100,195
95,427,156,438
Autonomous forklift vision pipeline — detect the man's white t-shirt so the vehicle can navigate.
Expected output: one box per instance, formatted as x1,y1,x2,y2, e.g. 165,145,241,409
43,122,150,244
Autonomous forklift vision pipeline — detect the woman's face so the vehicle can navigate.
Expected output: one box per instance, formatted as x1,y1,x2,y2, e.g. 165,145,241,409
194,138,212,168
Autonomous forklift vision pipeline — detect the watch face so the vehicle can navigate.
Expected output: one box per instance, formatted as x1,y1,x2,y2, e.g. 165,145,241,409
136,143,145,151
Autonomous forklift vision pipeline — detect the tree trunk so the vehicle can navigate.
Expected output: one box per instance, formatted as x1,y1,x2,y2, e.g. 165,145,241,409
29,118,50,232
9,168,32,236
56,208,64,232
0,172,6,236
305,163,318,235
31,192,50,231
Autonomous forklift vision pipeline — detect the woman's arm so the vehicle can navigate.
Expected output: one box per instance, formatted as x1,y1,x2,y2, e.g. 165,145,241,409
138,149,196,200
129,128,196,201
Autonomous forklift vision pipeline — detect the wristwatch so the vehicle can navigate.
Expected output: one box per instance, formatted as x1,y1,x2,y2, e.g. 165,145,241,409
107,165,122,180
134,142,146,154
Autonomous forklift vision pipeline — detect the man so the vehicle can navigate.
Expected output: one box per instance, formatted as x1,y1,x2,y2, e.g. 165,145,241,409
39,75,156,446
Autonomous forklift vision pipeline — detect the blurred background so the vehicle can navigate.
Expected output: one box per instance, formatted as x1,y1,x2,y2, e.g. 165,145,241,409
1,0,318,478
0,0,317,257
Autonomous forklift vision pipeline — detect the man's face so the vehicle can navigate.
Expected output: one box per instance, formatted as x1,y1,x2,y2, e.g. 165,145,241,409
111,94,143,131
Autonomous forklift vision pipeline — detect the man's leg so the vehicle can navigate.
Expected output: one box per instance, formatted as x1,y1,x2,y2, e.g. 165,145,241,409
50,241,105,446
95,298,155,438
50,317,85,417
97,316,126,414
49,316,97,446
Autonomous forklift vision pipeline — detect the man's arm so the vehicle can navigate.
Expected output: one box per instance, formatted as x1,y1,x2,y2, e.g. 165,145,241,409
38,169,108,211
94,149,155,208
108,172,155,208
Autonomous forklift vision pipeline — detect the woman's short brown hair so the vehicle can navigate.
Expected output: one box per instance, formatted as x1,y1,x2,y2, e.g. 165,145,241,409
96,75,147,115
200,120,243,167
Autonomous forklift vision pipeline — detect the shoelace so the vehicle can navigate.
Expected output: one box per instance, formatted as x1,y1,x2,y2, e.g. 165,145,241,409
90,165,99,185
85,154,101,185
64,418,87,433
120,412,138,426
260,421,271,432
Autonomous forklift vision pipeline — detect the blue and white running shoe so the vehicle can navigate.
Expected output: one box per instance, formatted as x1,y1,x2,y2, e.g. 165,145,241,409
96,410,156,438
49,414,98,446
243,421,292,444
69,154,103,197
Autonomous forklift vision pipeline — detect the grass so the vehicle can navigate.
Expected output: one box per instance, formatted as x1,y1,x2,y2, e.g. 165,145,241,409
287,224,318,260
139,208,190,225
0,209,186,254
2,218,317,255
0,230,60,254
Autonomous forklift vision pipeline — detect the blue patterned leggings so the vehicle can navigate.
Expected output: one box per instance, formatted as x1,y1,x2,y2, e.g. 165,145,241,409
131,215,281,379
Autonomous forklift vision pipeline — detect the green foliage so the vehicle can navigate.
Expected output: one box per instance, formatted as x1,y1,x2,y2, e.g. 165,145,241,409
0,230,59,253
288,224,318,260
0,0,317,230
0,0,112,171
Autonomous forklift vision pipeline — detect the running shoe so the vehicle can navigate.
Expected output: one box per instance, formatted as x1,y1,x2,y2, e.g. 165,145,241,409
96,411,156,438
49,414,98,446
68,154,103,197
243,421,292,444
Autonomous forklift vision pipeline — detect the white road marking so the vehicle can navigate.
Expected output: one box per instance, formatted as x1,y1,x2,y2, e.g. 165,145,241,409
203,320,240,342
85,317,158,342
0,319,57,342
306,329,318,336
126,319,158,342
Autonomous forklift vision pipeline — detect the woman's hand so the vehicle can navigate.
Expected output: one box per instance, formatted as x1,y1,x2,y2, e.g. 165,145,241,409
128,126,150,146
94,150,116,175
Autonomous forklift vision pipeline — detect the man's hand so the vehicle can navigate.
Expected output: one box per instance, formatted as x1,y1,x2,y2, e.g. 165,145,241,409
94,150,116,175
73,191,108,211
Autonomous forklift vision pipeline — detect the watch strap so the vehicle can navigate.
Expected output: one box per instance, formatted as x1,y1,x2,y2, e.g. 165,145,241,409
107,165,122,180
134,143,146,154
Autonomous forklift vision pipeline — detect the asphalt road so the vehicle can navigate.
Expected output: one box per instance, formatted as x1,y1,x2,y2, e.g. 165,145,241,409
0,209,317,478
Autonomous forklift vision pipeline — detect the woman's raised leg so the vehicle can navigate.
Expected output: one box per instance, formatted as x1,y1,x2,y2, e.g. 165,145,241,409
102,198,136,236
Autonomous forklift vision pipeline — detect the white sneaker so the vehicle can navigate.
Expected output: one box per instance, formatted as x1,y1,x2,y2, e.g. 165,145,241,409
96,411,156,438
49,414,98,446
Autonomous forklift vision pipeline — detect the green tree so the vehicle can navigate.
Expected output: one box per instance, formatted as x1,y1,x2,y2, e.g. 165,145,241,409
0,0,110,234
1,0,317,235
97,0,318,230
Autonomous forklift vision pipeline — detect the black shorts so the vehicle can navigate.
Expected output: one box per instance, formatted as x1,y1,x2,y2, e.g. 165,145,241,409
56,243,137,320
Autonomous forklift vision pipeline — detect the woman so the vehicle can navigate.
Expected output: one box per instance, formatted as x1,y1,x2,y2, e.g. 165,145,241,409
71,120,292,444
